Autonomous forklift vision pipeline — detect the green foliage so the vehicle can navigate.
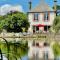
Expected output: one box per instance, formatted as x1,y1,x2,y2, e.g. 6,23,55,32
53,42,60,56
0,11,29,32
53,5,60,10
56,5,60,10
52,16,60,33
0,41,28,60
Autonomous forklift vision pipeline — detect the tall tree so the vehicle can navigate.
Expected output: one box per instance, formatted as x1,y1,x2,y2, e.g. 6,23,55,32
52,16,60,33
56,5,60,10
53,5,60,16
53,5,60,10
0,11,29,32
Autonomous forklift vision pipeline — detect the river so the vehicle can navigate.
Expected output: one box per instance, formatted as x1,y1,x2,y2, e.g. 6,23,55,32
2,55,28,60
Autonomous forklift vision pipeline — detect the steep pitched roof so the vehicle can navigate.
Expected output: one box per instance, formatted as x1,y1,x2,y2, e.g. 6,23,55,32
29,2,54,12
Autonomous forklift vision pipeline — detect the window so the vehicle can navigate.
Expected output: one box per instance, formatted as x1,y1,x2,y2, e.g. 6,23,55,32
44,26,50,31
33,26,39,33
44,26,47,31
44,12,49,21
34,13,39,21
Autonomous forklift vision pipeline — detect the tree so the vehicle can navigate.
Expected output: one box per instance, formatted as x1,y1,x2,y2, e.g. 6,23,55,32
52,16,60,33
56,5,60,16
53,5,60,10
53,5,60,16
0,11,29,32
53,42,60,56
0,41,28,60
57,5,60,10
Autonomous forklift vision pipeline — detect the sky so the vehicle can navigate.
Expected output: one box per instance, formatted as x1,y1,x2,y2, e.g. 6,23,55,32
0,0,60,15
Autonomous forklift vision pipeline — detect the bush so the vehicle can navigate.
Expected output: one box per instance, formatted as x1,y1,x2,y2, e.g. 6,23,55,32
53,42,60,56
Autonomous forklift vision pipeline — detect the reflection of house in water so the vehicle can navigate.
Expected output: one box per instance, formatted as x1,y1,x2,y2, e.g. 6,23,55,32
28,41,54,60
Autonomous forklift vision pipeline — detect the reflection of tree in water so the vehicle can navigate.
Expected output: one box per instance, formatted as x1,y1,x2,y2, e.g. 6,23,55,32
0,41,28,60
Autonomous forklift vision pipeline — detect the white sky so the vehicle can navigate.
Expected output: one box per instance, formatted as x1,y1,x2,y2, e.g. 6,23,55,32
0,4,24,15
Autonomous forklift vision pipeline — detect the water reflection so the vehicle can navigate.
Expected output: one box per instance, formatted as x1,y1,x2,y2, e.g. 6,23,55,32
1,55,60,60
0,40,60,60
28,41,54,60
1,56,28,60
21,55,28,60
0,40,28,60
2,56,7,60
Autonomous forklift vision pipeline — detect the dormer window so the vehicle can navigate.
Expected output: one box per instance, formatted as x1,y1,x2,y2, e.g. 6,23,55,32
34,13,39,21
44,12,49,21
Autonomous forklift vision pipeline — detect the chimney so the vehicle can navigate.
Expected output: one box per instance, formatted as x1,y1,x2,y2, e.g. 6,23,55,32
29,0,32,10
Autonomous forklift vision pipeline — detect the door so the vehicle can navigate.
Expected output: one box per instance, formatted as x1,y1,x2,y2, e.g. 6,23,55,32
44,26,50,32
33,26,39,33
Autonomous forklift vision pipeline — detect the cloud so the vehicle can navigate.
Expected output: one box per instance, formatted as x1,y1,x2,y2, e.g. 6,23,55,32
0,4,24,15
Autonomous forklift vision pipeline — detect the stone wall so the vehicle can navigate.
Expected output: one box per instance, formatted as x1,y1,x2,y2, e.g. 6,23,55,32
0,32,60,42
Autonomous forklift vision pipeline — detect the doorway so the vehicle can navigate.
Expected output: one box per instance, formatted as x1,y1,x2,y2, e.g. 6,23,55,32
44,26,50,32
33,26,39,33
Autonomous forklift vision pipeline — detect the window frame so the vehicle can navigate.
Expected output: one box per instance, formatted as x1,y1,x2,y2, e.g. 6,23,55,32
44,12,49,21
34,13,39,21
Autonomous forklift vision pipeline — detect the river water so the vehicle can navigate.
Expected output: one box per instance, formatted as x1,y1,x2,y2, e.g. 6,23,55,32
21,55,28,60
0,41,60,60
2,55,28,60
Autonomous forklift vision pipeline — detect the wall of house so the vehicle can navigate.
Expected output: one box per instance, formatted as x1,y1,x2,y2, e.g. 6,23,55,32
28,13,33,33
28,12,55,32
49,12,55,25
43,12,55,25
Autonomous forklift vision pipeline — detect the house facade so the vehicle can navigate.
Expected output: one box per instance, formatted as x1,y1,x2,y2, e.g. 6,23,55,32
28,1,55,33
